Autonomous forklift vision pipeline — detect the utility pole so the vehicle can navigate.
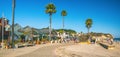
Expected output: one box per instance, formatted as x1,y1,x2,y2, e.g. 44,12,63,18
12,0,15,48
1,13,4,49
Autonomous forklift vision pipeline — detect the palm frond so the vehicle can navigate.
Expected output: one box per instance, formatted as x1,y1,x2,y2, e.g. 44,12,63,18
45,3,56,14
61,10,67,16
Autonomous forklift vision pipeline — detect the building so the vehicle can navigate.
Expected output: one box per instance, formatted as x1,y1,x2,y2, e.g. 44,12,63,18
0,17,10,42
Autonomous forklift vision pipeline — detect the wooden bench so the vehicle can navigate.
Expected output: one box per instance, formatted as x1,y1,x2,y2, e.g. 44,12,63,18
15,43,34,48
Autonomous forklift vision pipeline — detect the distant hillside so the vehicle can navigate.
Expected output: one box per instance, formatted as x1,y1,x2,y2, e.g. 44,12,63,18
10,23,77,36
11,23,113,39
56,29,76,34
91,32,113,39
79,32,113,42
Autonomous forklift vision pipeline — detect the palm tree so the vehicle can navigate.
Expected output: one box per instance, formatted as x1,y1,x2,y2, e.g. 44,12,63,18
85,18,93,37
61,10,67,34
45,3,56,41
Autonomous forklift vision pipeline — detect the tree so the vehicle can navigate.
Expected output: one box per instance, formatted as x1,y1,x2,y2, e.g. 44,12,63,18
45,3,56,40
61,10,67,34
85,18,93,37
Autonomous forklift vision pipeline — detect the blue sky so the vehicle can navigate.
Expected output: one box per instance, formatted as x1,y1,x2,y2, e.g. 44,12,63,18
0,0,120,38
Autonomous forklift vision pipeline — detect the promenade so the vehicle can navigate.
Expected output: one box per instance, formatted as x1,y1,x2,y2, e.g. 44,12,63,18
0,43,74,57
0,42,120,57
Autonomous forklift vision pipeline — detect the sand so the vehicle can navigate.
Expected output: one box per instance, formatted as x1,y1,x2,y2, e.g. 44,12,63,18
0,43,74,57
0,43,55,57
55,43,120,57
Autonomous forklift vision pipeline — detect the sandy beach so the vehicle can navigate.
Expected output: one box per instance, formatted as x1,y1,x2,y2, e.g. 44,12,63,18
55,43,120,57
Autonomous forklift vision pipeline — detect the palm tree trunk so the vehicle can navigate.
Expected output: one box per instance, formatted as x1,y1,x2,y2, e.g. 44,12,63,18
88,28,91,41
88,28,89,36
49,14,52,41
12,0,15,48
62,16,64,34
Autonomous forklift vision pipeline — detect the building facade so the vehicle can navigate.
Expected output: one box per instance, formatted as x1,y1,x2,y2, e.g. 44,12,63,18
0,17,10,42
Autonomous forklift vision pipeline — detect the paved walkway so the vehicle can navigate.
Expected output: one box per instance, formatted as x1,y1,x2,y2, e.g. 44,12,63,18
0,42,74,57
0,43,56,57
17,43,74,57
2,42,119,57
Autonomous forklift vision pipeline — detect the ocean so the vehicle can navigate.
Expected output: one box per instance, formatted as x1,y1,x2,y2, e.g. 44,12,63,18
114,38,120,42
